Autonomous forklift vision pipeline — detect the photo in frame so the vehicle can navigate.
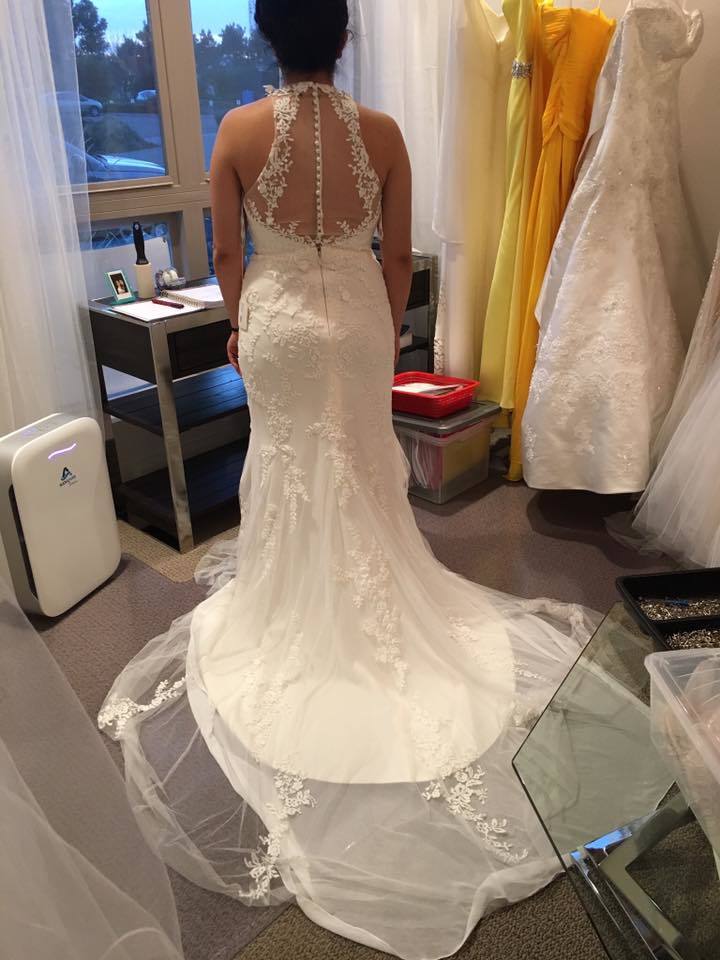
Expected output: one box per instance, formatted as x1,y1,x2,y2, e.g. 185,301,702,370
105,269,136,304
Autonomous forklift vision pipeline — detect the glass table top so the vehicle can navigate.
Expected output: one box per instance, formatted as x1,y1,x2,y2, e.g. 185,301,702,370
513,603,720,960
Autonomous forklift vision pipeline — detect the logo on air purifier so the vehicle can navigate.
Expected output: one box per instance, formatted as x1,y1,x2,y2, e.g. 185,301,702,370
59,466,78,487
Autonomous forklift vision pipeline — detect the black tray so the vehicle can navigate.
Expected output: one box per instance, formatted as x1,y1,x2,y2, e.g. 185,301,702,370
617,569,720,649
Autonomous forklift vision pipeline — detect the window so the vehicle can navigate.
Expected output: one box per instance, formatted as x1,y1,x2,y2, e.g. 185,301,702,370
204,209,214,276
204,208,255,278
67,0,166,183
191,1,280,169
52,1,301,292
83,219,173,300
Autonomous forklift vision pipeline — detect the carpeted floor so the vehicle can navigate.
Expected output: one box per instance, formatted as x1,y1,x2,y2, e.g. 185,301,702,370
234,881,607,960
118,520,240,583
36,474,673,960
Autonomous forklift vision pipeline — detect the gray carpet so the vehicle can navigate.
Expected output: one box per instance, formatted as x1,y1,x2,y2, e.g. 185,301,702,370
235,881,607,960
35,477,673,960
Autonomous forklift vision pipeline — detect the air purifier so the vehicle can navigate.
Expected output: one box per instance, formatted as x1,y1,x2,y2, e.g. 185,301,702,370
0,413,121,616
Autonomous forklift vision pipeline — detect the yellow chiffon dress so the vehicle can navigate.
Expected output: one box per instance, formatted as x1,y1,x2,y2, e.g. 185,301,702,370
433,0,512,378
480,0,550,408
507,5,615,481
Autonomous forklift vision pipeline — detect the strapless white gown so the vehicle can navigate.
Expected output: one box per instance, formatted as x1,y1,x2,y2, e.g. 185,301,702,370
522,0,705,494
99,82,601,959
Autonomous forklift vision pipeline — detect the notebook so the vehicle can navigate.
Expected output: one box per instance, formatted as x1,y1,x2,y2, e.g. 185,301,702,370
163,284,225,308
112,300,204,322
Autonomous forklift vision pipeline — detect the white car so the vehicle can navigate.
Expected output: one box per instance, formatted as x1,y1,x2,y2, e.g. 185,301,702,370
56,91,103,117
65,142,165,183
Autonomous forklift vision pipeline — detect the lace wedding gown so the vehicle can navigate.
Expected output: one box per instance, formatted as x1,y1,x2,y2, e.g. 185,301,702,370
99,82,601,960
522,0,705,494
632,235,720,567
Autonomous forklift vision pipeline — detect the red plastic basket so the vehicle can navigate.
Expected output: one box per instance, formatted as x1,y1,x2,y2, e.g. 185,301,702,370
392,372,480,419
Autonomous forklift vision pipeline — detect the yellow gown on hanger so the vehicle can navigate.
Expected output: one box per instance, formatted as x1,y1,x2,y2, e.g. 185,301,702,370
480,0,550,408
433,0,512,378
507,4,614,481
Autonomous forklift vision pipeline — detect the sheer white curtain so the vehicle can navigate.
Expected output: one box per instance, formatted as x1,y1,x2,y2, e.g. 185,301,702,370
0,575,184,960
0,0,98,437
347,0,451,254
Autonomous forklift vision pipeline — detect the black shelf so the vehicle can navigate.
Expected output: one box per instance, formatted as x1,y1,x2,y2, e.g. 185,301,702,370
106,366,247,435
400,336,430,356
118,439,247,535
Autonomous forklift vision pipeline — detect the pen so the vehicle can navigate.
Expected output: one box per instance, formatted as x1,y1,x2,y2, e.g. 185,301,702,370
152,298,185,309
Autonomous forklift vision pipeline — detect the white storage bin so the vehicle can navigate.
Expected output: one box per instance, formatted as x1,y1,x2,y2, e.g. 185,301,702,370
394,418,492,504
646,649,720,868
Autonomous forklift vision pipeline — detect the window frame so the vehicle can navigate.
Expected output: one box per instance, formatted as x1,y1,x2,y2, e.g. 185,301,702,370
76,0,219,282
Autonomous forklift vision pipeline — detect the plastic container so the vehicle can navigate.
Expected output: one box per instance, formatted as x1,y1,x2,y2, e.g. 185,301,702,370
393,402,498,504
646,649,720,867
392,372,480,419
617,569,720,648
392,399,500,437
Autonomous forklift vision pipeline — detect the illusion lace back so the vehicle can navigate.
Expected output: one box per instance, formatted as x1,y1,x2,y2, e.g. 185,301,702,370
522,0,705,494
93,83,667,960
244,82,381,253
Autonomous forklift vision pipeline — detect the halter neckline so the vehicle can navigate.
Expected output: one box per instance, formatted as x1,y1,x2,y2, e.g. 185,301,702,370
269,81,341,97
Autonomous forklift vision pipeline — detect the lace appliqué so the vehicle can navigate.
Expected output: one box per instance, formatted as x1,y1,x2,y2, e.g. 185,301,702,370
236,623,304,761
328,92,382,241
524,425,537,463
449,617,515,674
243,770,316,900
246,91,300,239
98,677,186,736
423,764,528,865
409,700,478,780
367,462,390,514
307,407,360,507
336,528,407,688
227,617,316,900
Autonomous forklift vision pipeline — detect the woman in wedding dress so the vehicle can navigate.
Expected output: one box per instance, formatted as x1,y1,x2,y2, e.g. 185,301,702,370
99,3,601,957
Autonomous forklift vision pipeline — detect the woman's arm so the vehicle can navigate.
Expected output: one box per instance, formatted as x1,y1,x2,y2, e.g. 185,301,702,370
379,120,413,365
210,114,245,374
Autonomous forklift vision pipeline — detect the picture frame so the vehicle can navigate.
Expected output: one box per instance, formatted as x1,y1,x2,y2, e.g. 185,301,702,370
105,269,136,304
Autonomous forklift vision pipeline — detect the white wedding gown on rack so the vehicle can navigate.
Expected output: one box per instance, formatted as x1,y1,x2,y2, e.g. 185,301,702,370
522,0,704,494
632,235,720,567
99,83,600,960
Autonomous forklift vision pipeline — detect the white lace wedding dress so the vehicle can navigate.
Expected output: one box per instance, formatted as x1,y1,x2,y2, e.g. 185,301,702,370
522,0,704,494
632,234,720,567
99,82,601,960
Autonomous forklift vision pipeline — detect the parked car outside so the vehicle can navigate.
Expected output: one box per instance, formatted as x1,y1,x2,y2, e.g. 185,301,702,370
56,91,103,117
65,141,165,184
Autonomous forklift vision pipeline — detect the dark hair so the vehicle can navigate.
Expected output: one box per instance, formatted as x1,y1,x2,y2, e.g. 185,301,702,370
254,0,349,74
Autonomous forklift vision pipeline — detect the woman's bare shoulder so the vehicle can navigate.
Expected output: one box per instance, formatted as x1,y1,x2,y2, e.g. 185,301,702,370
356,105,405,179
356,105,403,141
218,99,274,141
213,99,275,189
